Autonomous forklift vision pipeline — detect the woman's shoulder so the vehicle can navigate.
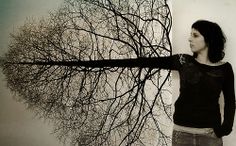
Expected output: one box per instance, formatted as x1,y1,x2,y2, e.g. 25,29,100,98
221,62,234,79
214,61,228,66
172,53,193,64
172,53,193,58
223,62,233,71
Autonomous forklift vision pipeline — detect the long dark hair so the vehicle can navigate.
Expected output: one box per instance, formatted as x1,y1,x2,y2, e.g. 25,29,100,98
192,20,226,63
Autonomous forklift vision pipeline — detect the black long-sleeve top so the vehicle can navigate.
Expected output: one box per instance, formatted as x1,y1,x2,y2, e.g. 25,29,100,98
77,53,235,137
149,54,235,137
162,54,235,138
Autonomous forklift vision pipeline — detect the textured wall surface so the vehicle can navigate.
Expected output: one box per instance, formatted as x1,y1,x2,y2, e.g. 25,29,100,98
1,0,236,146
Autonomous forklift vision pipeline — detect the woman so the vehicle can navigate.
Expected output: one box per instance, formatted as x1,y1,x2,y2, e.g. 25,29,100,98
103,20,235,145
76,20,235,146
170,20,236,146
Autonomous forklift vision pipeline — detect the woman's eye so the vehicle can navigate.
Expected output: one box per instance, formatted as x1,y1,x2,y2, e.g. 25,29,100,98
192,34,198,38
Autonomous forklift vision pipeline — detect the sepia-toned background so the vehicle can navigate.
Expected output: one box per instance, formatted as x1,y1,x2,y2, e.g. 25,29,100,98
0,0,236,146
0,0,65,146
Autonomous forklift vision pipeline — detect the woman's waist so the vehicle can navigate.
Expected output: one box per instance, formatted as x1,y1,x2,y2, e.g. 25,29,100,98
173,124,214,135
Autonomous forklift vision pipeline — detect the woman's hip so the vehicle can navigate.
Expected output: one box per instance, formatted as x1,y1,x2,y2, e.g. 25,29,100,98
172,130,223,146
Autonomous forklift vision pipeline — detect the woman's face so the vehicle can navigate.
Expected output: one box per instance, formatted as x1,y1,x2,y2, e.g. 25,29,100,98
188,28,208,54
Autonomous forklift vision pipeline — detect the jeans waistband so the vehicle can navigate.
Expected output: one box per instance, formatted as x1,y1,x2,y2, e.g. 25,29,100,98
173,124,214,135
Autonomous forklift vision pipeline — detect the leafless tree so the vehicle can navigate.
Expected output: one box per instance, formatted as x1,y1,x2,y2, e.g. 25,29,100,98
0,0,172,145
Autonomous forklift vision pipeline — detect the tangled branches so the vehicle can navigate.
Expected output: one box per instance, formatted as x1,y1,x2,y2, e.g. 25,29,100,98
1,0,172,145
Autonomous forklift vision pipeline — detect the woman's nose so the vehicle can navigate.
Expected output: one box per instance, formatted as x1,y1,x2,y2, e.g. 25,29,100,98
188,36,192,42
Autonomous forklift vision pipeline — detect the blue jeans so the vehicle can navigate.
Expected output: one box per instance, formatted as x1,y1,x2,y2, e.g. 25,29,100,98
172,130,223,146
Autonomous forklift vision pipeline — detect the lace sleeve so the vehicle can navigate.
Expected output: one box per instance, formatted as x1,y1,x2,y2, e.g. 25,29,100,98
137,54,189,70
178,54,187,65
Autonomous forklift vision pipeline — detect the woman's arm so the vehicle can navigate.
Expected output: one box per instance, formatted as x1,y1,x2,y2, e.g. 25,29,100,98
76,54,184,70
217,63,236,137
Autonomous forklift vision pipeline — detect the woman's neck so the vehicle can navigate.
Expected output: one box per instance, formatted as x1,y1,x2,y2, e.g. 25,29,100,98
195,53,211,65
195,53,225,66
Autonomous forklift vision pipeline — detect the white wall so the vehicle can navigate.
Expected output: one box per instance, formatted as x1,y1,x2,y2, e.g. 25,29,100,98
172,0,236,145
